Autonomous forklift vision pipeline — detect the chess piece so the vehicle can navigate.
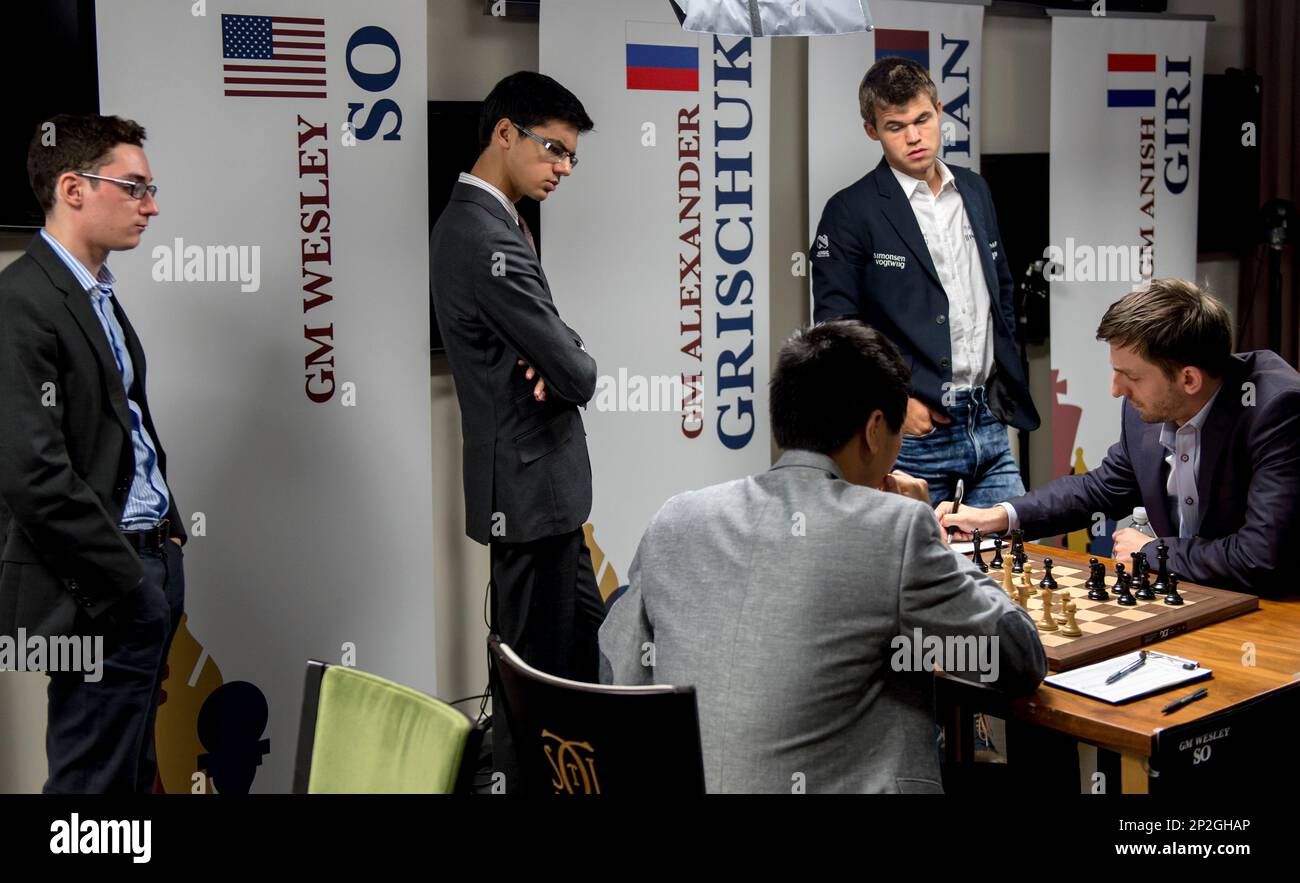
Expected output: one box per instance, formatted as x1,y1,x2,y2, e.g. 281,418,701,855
1059,599,1082,637
1134,553,1155,601
1055,591,1071,624
1084,557,1101,591
1116,568,1137,606
1021,561,1036,597
1152,540,1170,595
1037,586,1058,631
991,537,1004,570
1088,561,1110,601
1039,557,1059,592
1001,562,1016,599
1163,570,1185,606
1011,529,1024,574
972,528,988,572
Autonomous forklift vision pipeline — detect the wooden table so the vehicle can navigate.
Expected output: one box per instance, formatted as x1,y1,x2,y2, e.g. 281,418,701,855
936,543,1300,793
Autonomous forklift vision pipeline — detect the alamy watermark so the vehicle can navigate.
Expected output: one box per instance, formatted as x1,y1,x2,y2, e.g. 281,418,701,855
151,237,261,292
890,629,1000,684
0,629,103,682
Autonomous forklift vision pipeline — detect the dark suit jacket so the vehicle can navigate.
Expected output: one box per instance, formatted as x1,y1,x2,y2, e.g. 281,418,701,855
1010,351,1300,596
430,182,597,545
0,233,185,641
811,157,1039,432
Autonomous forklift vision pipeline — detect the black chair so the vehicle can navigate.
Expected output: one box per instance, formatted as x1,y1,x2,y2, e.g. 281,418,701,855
487,635,705,794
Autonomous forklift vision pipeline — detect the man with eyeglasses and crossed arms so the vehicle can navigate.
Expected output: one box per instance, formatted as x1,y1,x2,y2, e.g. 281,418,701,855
430,72,603,791
0,113,187,792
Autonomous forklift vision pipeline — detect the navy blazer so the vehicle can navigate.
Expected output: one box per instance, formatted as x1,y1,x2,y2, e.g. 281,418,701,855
1010,351,1300,597
811,157,1039,432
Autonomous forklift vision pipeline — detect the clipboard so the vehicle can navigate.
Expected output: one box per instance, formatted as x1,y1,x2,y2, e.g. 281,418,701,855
1044,650,1212,704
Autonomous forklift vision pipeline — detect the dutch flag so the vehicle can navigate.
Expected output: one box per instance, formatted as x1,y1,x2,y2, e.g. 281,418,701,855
1107,53,1156,108
626,21,699,92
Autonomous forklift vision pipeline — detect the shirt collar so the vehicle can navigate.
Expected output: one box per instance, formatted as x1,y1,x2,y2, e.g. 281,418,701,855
39,228,116,295
889,158,955,199
458,172,519,224
1159,385,1222,449
769,449,845,480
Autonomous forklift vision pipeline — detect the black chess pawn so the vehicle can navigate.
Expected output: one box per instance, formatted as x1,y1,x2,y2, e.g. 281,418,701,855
1084,557,1101,590
1152,540,1170,594
1163,570,1184,606
1134,553,1155,601
1011,529,1025,574
1087,561,1110,601
1115,567,1137,606
971,529,988,572
1039,557,1058,592
990,537,1004,570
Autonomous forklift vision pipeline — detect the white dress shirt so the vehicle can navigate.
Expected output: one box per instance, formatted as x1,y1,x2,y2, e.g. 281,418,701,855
889,159,995,389
1160,387,1221,539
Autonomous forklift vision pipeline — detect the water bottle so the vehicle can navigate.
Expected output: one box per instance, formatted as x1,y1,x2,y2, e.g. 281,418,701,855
1132,507,1157,539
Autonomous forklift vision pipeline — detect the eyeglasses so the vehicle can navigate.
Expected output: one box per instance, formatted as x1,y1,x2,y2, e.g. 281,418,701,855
75,171,157,200
512,123,578,169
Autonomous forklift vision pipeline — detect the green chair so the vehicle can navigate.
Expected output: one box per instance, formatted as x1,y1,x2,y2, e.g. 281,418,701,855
293,659,482,794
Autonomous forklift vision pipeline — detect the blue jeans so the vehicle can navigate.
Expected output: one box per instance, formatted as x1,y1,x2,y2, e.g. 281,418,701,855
894,387,1025,509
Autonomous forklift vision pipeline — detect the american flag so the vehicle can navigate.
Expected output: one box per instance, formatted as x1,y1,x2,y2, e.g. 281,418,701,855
222,14,326,99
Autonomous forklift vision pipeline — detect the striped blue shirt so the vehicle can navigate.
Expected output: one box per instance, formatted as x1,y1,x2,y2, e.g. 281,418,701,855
40,229,171,530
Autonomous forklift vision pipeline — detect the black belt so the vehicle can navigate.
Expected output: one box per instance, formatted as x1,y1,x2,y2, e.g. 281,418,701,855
122,519,170,553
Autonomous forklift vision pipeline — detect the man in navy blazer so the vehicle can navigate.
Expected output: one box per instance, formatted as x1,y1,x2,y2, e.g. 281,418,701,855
812,58,1039,508
941,281,1300,597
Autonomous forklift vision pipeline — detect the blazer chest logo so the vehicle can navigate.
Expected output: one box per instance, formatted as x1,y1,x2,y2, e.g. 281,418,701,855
872,252,907,270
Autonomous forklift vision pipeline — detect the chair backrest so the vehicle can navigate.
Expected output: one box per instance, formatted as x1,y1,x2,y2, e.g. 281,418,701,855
488,636,705,795
293,659,481,794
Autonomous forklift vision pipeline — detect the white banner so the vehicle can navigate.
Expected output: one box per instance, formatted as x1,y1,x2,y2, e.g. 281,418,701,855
97,0,433,793
540,1,771,595
1048,15,1205,482
808,0,985,247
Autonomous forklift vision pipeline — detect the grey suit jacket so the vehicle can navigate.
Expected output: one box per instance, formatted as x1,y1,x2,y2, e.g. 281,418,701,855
430,183,597,545
599,450,1047,793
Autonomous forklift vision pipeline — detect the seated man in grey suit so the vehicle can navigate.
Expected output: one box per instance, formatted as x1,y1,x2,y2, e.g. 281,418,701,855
940,280,1300,597
599,320,1046,793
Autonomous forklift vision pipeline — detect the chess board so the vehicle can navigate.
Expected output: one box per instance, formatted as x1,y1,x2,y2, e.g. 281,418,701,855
977,547,1259,672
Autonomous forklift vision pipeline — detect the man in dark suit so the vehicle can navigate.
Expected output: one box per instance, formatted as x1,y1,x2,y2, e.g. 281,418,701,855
429,72,604,789
0,114,186,792
940,281,1300,597
811,57,1039,508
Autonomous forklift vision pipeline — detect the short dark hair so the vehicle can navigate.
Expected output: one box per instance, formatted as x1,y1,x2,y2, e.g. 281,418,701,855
858,57,939,126
478,71,594,151
27,113,147,212
771,320,911,454
1096,279,1233,379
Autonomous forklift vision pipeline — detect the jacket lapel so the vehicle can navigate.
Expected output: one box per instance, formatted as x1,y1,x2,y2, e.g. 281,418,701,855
957,180,1001,303
453,182,553,299
29,235,133,434
872,158,942,289
1132,419,1177,538
1193,371,1245,529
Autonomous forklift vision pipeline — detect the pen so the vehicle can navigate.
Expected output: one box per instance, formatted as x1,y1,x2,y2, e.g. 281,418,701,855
1147,650,1200,670
947,478,964,537
1105,650,1147,685
1161,687,1209,714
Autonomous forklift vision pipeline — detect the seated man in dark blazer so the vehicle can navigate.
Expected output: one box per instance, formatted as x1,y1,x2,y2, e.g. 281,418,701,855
811,57,1039,509
940,280,1300,597
429,72,604,790
0,114,187,792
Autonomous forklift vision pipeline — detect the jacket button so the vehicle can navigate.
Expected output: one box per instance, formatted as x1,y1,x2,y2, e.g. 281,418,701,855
940,357,951,369
936,314,946,325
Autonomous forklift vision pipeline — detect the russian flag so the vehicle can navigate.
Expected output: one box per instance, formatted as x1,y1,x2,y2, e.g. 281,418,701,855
874,29,929,68
626,21,698,92
1107,53,1156,108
